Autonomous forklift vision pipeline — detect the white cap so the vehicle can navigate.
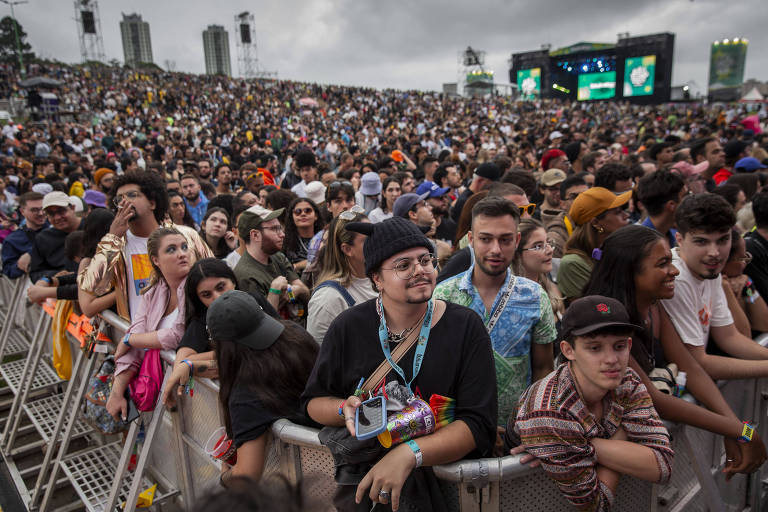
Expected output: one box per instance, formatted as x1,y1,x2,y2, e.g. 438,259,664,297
305,181,326,205
549,131,564,141
42,191,71,210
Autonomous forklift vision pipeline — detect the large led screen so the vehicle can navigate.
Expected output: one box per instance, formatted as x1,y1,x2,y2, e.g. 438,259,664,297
577,71,616,101
624,55,656,97
517,68,541,100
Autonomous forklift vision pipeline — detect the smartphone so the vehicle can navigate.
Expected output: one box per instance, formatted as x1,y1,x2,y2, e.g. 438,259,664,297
355,396,387,440
123,388,140,423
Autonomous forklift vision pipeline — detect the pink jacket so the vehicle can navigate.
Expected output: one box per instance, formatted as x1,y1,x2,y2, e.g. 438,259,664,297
115,277,187,376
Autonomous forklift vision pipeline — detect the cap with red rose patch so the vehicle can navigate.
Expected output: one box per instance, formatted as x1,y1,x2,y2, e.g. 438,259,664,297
561,295,640,337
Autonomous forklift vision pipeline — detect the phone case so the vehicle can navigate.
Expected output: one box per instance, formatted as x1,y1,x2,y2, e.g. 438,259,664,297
355,396,387,440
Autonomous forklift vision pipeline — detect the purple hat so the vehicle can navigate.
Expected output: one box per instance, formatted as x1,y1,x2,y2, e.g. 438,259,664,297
83,189,107,208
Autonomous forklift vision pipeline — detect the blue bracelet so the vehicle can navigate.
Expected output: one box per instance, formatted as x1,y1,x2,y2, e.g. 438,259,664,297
122,333,131,347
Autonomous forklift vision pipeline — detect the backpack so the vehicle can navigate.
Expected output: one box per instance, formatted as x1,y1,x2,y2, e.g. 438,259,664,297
83,357,131,434
129,348,163,411
315,280,355,307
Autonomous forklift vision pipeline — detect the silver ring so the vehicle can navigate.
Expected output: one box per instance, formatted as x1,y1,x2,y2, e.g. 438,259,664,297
726,458,734,463
378,490,390,501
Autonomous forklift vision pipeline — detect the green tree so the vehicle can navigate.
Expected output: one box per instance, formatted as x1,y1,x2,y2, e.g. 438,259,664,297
0,16,35,69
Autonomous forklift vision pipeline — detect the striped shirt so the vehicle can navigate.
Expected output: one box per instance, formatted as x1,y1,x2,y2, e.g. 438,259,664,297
510,363,673,511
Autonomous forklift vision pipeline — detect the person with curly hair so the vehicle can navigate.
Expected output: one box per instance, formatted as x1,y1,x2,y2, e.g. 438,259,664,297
78,170,212,321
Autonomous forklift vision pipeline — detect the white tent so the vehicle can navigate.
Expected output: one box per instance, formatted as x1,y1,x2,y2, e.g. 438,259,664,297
740,87,765,102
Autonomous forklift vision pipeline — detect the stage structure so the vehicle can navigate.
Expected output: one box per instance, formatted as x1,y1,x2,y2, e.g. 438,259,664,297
74,0,105,63
510,32,674,104
459,47,494,97
234,11,276,79
708,38,748,102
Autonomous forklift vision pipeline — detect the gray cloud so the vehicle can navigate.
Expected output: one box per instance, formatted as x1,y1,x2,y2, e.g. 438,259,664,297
11,0,767,92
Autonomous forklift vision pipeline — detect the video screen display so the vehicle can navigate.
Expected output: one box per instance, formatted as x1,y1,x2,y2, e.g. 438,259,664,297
624,55,656,97
577,71,616,101
516,68,541,100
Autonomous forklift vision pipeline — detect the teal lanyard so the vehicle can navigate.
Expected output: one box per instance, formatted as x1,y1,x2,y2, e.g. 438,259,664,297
377,298,434,396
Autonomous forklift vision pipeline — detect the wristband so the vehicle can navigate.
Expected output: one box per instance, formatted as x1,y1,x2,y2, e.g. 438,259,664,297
268,287,282,295
40,276,52,284
181,359,194,375
122,333,131,347
406,440,423,468
738,422,755,443
338,400,346,417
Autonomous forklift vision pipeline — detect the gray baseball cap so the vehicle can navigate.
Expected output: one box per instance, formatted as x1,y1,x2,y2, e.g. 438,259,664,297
206,291,285,350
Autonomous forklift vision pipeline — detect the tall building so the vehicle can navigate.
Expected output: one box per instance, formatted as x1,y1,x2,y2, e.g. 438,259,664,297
120,13,153,67
203,25,231,76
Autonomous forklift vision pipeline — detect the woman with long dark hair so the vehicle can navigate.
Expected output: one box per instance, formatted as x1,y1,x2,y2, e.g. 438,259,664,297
209,291,318,484
582,225,767,477
162,258,278,407
77,208,117,317
168,190,196,229
201,206,237,259
283,197,324,272
368,177,401,223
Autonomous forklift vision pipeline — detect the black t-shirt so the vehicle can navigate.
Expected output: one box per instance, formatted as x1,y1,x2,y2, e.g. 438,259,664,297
434,217,457,245
437,247,471,284
300,299,498,457
450,188,473,223
745,230,768,300
229,386,281,448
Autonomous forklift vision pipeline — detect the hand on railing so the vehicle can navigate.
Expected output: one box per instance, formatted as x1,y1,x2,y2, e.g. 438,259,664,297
723,432,767,481
510,444,541,469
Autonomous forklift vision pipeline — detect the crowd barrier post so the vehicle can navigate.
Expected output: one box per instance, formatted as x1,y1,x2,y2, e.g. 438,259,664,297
0,277,29,361
31,346,100,510
0,311,53,449
103,365,174,512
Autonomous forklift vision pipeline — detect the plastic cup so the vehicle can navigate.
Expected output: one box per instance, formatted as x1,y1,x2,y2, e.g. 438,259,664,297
205,426,237,465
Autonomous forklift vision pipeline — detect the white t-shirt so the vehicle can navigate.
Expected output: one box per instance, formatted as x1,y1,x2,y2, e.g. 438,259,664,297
662,248,734,347
307,276,378,343
225,250,242,269
368,207,392,224
124,230,151,319
157,308,179,330
291,181,308,198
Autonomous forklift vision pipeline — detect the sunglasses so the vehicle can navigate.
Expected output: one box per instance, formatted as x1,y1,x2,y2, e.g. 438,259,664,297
293,207,314,216
339,205,365,220
519,203,536,216
329,180,353,190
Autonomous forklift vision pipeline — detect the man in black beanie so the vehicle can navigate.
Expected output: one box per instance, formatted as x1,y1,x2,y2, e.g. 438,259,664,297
301,217,497,511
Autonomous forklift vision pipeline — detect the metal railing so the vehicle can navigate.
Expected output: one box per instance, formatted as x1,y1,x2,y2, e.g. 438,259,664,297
0,273,765,511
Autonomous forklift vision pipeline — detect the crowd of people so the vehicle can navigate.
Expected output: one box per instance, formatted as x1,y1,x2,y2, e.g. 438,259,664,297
2,61,768,510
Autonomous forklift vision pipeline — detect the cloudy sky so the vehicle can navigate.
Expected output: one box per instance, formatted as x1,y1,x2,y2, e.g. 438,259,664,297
11,0,768,92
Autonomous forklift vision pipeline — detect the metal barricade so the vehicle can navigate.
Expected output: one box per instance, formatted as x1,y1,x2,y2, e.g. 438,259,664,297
2,300,768,511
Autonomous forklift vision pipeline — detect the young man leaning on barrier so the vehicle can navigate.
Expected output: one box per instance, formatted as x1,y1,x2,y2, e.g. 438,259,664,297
662,194,768,380
508,296,674,512
302,217,497,512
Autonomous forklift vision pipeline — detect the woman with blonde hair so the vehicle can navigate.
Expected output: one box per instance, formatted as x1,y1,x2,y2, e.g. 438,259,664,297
306,210,375,343
106,226,196,420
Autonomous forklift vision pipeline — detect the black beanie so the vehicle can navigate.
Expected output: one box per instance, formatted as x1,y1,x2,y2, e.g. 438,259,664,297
564,141,582,164
346,217,433,276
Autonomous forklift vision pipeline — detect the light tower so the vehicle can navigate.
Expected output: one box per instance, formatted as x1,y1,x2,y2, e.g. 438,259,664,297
459,47,494,97
234,11,276,79
74,0,106,63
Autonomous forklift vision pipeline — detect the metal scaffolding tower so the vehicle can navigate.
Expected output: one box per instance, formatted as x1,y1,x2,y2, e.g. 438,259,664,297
74,0,105,63
234,11,276,79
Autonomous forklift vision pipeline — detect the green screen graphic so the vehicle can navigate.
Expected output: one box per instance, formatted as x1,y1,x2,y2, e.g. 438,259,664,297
517,68,541,100
708,40,748,91
623,55,656,97
577,71,616,101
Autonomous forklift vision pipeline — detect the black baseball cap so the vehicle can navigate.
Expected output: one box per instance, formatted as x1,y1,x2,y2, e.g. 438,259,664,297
206,291,284,350
561,296,639,338
474,162,501,181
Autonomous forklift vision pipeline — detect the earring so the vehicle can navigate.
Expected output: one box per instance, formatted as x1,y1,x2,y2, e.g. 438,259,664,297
595,225,605,234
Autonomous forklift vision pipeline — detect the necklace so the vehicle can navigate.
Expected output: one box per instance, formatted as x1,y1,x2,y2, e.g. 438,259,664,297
376,297,427,343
